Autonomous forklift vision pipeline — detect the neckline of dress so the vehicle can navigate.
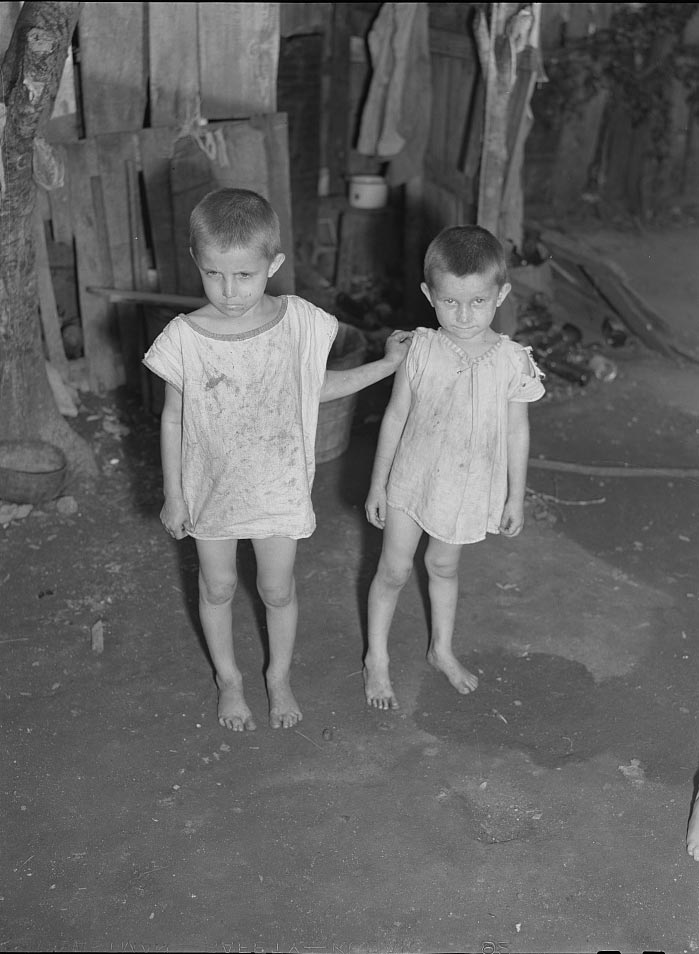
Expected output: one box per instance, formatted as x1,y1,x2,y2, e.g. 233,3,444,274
182,296,288,341
437,329,506,367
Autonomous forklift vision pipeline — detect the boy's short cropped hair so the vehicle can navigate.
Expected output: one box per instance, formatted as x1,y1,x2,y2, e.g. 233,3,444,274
190,188,282,261
424,225,508,287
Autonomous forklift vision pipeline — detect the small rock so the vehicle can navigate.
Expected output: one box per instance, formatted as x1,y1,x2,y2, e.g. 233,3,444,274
91,619,104,654
56,495,78,515
619,758,645,785
0,503,33,525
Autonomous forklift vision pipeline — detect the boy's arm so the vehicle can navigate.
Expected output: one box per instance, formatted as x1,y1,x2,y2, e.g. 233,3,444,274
320,329,412,403
499,400,530,538
159,382,188,539
365,361,412,529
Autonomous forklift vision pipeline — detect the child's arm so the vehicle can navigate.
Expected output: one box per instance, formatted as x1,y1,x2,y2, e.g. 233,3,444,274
320,329,412,402
499,400,530,538
159,382,188,540
365,361,412,529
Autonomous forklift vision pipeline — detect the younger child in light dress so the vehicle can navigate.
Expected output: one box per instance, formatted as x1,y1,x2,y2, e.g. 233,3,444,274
143,188,411,731
364,225,545,709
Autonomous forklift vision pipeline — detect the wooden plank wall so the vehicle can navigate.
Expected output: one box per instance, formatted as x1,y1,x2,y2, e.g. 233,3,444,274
79,2,148,137
423,28,482,235
198,3,279,119
44,117,294,393
277,33,324,259
0,1,298,396
148,2,200,128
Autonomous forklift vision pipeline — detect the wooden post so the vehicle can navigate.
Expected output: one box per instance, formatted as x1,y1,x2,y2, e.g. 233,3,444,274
34,206,71,380
65,139,125,393
404,175,426,325
475,3,541,250
475,3,514,236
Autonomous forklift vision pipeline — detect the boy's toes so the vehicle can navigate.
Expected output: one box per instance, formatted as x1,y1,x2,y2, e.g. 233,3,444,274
217,682,256,731
427,650,478,695
270,708,302,729
267,679,302,729
219,713,256,731
456,671,478,694
363,663,399,711
368,693,399,710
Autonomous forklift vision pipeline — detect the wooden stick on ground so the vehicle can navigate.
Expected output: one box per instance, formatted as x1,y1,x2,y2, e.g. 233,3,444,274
530,458,699,479
34,206,70,379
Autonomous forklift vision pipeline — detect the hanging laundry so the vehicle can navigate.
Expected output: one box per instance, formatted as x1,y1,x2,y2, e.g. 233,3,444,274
356,2,432,186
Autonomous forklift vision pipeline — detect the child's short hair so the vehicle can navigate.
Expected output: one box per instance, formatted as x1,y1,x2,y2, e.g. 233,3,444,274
190,188,281,261
424,225,508,287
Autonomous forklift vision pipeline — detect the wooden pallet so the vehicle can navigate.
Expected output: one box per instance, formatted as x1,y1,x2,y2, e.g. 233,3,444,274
47,117,295,394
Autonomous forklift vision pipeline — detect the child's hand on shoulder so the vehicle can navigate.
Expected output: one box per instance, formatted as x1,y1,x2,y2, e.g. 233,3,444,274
383,329,413,366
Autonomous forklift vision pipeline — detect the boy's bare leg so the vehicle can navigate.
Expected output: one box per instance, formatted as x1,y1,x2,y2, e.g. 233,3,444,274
252,536,301,728
196,538,256,731
687,795,699,859
424,537,478,694
365,507,423,709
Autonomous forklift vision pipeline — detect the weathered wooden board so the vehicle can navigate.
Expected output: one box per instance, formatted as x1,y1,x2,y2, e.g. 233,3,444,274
45,146,74,245
64,140,124,392
324,2,351,195
95,132,149,393
423,28,480,232
540,229,698,362
34,208,70,378
138,126,179,294
279,1,332,37
198,2,279,119
95,132,141,290
170,118,295,296
277,33,323,251
148,1,199,128
46,46,80,142
215,123,270,196
256,114,295,294
79,1,147,136
0,0,20,62
170,134,217,296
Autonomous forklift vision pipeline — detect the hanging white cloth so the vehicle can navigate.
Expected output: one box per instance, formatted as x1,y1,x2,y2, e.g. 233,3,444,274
356,2,432,186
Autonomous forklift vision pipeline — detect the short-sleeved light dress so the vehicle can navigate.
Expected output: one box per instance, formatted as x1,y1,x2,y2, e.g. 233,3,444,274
143,295,338,540
386,328,545,545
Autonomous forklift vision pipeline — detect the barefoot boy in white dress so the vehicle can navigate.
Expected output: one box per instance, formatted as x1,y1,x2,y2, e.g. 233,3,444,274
364,225,544,709
144,188,411,731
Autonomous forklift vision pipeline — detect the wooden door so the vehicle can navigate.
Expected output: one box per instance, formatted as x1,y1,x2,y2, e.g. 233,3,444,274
405,27,483,324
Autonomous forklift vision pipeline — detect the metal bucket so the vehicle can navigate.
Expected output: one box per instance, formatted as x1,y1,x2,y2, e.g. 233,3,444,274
315,322,368,463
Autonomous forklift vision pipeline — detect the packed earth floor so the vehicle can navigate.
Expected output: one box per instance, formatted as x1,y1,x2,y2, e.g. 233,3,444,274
2,224,699,954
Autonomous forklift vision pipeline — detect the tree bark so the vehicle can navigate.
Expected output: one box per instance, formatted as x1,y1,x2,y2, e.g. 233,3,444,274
0,1,97,488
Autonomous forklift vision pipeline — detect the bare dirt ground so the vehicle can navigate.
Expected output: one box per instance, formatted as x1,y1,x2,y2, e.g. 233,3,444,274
1,223,698,954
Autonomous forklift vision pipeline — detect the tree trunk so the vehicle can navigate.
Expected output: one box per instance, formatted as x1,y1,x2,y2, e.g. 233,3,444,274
0,1,97,488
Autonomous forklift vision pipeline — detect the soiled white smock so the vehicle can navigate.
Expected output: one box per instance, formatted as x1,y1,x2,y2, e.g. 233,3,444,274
386,328,545,545
143,295,338,540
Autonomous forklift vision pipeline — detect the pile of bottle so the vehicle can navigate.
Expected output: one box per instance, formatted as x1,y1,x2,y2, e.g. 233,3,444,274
513,293,623,386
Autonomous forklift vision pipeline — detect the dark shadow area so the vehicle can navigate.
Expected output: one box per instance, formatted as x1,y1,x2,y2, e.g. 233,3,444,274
416,647,694,784
71,383,276,681
325,378,434,658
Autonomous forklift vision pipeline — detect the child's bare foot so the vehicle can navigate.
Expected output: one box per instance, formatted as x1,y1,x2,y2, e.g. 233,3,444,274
427,648,478,694
363,656,399,710
687,798,699,860
217,677,256,731
267,676,302,728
